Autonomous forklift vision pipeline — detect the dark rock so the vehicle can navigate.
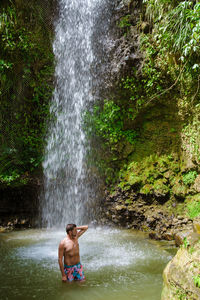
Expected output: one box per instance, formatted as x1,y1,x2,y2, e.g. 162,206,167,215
149,232,161,240
162,232,174,241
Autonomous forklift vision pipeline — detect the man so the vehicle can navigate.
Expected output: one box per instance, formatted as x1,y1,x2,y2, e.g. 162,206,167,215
58,223,88,282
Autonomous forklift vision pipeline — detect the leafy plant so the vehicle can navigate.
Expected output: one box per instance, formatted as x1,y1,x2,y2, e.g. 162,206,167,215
143,0,175,23
182,171,198,186
182,237,190,249
175,286,188,300
85,100,138,146
118,15,131,28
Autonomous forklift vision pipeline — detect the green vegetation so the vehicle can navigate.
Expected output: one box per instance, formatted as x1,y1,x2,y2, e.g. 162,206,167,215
0,0,55,186
142,0,200,102
182,237,190,249
193,274,200,288
187,199,200,219
86,100,138,147
188,246,195,255
182,171,197,186
118,15,131,29
175,288,188,300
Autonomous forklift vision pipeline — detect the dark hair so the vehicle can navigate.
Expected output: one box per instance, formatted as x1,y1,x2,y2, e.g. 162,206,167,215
66,224,76,234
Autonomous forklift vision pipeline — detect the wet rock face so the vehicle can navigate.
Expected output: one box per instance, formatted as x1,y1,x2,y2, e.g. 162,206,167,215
162,235,200,300
102,186,193,241
103,0,143,88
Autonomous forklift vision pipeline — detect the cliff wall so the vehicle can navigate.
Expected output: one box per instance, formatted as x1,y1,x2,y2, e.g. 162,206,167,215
88,0,200,242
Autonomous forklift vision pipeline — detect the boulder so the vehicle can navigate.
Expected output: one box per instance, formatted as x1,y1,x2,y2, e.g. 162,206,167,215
162,241,200,299
172,183,188,200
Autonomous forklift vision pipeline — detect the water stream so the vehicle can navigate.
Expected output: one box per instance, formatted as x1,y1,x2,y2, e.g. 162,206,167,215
0,228,175,300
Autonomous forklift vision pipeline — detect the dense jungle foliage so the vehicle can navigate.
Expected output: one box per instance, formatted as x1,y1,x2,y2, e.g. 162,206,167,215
89,0,200,152
0,0,55,187
86,0,200,217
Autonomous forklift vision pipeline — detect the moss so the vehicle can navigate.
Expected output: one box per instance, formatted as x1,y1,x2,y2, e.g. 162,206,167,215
186,194,200,219
114,151,200,211
140,184,153,195
125,198,133,205
127,173,143,187
153,178,170,196
172,183,188,200
164,199,186,217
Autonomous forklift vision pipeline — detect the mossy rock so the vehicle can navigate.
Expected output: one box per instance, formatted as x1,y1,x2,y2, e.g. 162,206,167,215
140,184,153,195
153,179,170,197
172,182,188,200
163,170,174,180
162,240,200,299
127,173,142,187
122,142,135,158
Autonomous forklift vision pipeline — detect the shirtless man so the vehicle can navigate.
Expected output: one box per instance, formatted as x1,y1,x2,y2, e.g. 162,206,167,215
58,224,88,282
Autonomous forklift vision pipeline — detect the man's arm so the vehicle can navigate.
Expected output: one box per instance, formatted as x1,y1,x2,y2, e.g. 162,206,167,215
58,241,67,282
77,225,88,238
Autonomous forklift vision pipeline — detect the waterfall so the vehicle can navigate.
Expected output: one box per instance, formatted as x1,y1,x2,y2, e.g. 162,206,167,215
41,0,112,227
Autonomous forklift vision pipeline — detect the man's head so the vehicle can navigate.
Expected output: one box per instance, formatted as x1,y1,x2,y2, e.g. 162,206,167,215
66,223,77,239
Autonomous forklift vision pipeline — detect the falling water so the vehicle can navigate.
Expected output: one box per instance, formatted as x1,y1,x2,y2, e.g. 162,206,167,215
41,0,112,227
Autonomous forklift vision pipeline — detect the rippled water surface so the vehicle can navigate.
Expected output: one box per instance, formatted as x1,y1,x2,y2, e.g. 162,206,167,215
0,228,174,300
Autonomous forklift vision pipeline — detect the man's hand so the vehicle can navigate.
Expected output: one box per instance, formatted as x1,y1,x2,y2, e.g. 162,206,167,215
62,275,67,282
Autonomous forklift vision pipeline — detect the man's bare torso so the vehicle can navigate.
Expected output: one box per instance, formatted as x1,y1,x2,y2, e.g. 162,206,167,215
63,236,80,266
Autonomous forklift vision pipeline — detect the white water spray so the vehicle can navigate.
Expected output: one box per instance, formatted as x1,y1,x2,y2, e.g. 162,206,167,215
42,0,111,227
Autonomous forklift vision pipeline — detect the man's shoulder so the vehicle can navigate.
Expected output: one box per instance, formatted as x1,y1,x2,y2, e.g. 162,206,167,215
59,237,67,245
60,237,72,246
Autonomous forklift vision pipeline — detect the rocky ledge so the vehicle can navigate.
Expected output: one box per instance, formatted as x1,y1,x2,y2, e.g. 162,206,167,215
0,216,35,232
102,187,194,243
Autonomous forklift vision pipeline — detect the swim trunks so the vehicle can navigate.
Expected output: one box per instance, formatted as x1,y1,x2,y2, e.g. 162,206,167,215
64,262,85,282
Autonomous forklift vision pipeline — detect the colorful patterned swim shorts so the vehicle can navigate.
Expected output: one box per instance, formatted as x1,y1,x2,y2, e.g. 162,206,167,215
64,262,85,282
